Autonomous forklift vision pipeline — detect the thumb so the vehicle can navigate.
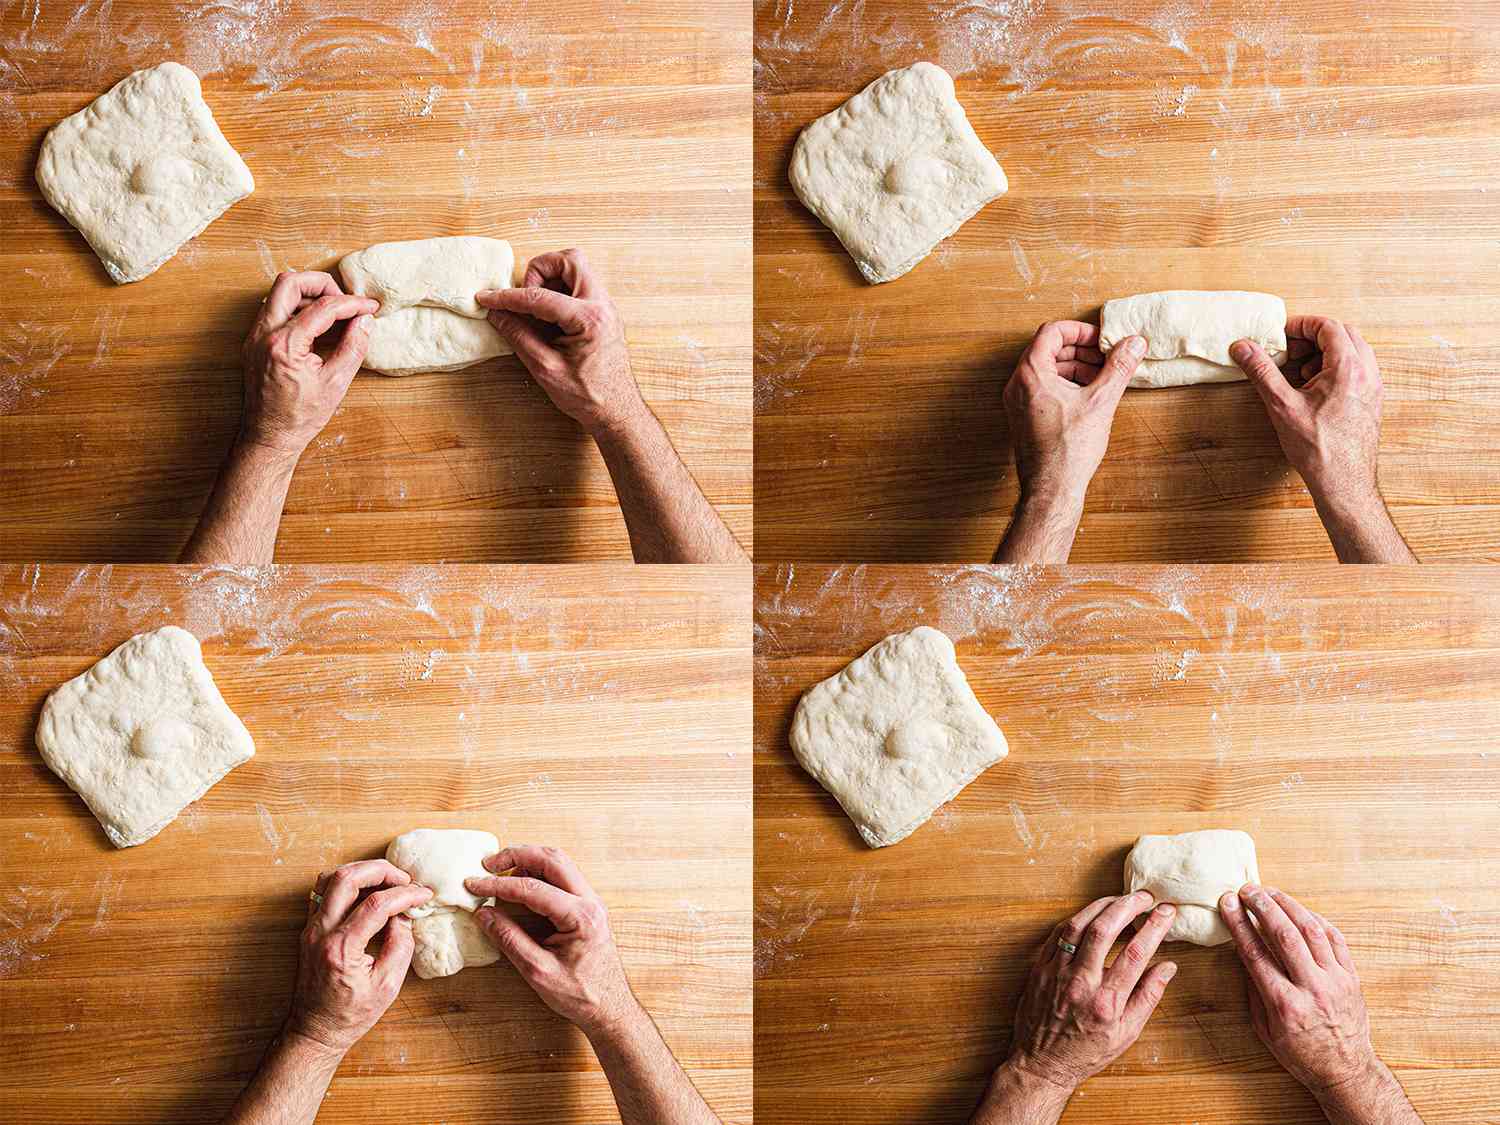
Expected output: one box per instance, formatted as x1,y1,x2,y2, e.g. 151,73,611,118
323,313,373,383
1091,334,1145,405
1231,339,1294,411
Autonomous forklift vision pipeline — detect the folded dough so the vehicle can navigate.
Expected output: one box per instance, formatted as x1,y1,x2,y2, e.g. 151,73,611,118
338,237,515,376
790,626,1008,847
790,62,1007,284
35,626,255,847
386,828,503,979
1124,829,1260,945
35,62,254,284
1099,290,1287,389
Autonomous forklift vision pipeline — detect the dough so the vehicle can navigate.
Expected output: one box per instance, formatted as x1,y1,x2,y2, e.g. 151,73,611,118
35,62,254,284
1124,829,1260,945
386,828,503,979
339,237,515,376
35,626,255,848
789,626,1008,848
1099,290,1287,389
790,62,1007,284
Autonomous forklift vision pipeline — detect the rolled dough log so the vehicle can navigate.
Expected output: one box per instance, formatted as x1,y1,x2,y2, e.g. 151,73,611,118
35,626,255,847
35,62,255,284
790,62,1007,284
790,626,1008,848
338,237,515,376
1123,829,1260,945
1099,290,1287,389
386,828,503,979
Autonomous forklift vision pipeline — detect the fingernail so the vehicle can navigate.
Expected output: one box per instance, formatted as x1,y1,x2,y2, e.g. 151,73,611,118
1220,892,1239,911
357,314,372,329
1126,336,1146,356
1162,962,1178,980
1157,903,1175,917
1230,341,1252,362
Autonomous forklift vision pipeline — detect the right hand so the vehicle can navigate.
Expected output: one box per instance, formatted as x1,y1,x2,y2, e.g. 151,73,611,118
1219,885,1379,1094
1002,322,1143,507
476,249,647,438
1002,891,1178,1093
241,271,377,455
466,844,640,1038
288,860,431,1055
1230,316,1385,512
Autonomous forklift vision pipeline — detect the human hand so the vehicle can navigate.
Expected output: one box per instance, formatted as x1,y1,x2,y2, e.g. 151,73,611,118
465,844,640,1039
476,249,647,437
240,271,377,455
997,892,1178,1097
1003,321,1143,507
1231,316,1385,513
287,859,430,1056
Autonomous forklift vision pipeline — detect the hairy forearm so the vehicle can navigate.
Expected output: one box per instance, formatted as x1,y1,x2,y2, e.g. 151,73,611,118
1314,1059,1426,1125
586,1002,721,1125
1310,489,1417,563
592,408,747,564
221,1028,344,1125
994,488,1085,564
969,1061,1073,1125
182,440,300,563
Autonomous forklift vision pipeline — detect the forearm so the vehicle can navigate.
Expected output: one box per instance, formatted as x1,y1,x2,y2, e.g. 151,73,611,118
586,1001,721,1125
969,1060,1073,1125
591,408,747,564
993,487,1085,564
1313,1059,1426,1125
182,440,301,563
1309,488,1416,563
221,1028,344,1125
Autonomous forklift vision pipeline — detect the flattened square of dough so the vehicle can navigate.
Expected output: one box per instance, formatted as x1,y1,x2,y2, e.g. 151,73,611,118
35,626,255,848
1099,290,1287,389
1124,829,1260,945
35,62,254,284
790,626,1008,847
790,62,1007,284
338,237,515,375
387,828,503,979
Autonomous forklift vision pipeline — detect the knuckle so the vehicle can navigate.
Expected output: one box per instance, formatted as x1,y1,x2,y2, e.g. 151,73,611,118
1087,992,1117,1023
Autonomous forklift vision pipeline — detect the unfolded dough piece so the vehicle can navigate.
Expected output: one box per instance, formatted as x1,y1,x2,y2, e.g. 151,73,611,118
338,237,515,376
35,626,255,847
790,626,1008,848
1100,290,1287,389
386,828,503,979
790,62,1007,284
35,62,254,284
1124,829,1260,945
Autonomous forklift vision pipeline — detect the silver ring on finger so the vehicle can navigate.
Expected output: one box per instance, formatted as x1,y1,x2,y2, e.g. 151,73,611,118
1057,938,1078,956
308,890,324,905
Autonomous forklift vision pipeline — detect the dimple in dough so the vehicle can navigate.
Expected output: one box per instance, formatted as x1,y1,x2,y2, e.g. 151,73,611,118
386,828,503,979
35,626,256,848
338,237,516,376
790,62,1008,284
1124,829,1260,945
790,626,1008,848
1099,290,1287,389
35,62,255,284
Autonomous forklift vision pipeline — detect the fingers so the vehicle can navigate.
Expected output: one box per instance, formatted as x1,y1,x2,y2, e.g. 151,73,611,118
521,248,606,299
338,883,433,950
1052,895,1122,964
314,860,412,929
1325,919,1357,975
1087,334,1145,404
1121,959,1177,1028
1219,887,1290,1001
480,844,595,897
372,913,415,988
321,313,374,385
486,307,562,369
263,271,344,325
1231,339,1298,412
1238,885,1323,986
287,293,380,351
1054,360,1103,385
1102,902,1176,996
1075,890,1156,975
473,875,583,932
1267,888,1336,971
473,904,549,974
1285,315,1362,365
477,285,591,334
1030,319,1100,358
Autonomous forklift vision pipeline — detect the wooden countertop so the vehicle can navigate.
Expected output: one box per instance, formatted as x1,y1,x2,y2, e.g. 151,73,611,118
0,2,751,561
754,2,1500,561
754,563,1500,1123
0,564,751,1123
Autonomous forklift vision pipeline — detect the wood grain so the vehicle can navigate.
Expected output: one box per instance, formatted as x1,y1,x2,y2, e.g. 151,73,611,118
754,563,1500,1123
753,1,1500,561
0,564,752,1123
0,1,751,561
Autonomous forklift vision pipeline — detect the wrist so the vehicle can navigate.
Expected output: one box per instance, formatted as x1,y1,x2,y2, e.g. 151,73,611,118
1017,475,1088,518
584,397,652,444
275,1023,349,1070
975,1058,1075,1121
581,992,649,1047
231,433,306,472
1308,1053,1388,1106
